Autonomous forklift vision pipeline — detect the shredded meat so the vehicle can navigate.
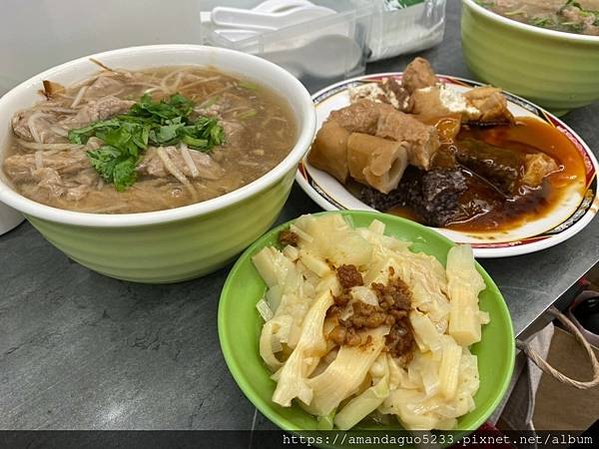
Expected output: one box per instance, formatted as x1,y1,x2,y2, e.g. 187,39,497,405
385,319,415,360
327,270,416,361
332,289,352,308
561,5,599,35
11,110,65,143
371,277,412,312
278,229,299,247
3,153,98,202
220,120,245,146
336,264,363,289
85,76,125,99
372,277,415,359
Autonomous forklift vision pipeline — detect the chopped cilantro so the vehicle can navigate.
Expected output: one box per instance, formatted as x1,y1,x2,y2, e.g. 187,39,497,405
531,16,555,28
68,93,225,191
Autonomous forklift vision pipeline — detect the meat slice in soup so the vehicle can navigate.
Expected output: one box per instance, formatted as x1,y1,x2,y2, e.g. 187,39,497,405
64,96,135,126
2,64,297,213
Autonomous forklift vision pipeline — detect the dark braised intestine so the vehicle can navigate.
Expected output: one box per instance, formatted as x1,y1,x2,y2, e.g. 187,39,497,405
360,166,468,227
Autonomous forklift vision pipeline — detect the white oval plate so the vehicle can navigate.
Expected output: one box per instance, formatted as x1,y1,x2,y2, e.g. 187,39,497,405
296,73,599,258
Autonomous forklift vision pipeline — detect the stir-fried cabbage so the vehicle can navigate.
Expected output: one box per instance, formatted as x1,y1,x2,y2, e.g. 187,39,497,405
252,214,489,431
271,291,333,407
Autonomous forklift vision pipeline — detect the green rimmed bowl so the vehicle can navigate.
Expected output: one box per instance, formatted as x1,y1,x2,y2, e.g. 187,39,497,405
0,45,316,283
219,210,515,439
461,0,599,115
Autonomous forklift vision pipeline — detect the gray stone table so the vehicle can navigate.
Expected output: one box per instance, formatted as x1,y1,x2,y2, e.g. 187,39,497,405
0,0,597,435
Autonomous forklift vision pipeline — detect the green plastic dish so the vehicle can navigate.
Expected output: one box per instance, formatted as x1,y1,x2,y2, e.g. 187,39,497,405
218,211,515,438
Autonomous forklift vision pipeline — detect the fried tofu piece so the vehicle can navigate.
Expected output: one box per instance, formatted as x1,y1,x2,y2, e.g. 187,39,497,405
410,86,466,123
402,57,438,93
411,85,514,126
348,83,392,107
523,153,560,187
463,87,514,125
383,77,413,112
348,78,412,112
311,99,439,181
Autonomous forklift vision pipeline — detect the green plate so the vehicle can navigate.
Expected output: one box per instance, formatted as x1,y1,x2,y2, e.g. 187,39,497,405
218,211,515,438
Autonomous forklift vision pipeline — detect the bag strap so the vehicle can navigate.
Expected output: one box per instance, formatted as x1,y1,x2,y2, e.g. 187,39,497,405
516,306,599,389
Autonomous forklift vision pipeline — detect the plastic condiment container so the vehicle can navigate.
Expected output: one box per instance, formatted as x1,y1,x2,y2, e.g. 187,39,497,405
369,0,447,61
201,0,374,92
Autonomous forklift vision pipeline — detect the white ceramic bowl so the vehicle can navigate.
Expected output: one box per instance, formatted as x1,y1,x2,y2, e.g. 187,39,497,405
0,45,316,282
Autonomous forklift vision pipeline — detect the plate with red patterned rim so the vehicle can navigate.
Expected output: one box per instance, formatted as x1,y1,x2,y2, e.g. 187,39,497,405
296,73,599,258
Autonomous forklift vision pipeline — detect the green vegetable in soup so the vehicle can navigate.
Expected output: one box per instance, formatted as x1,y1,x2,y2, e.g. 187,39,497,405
238,80,259,90
68,93,225,191
88,147,138,191
504,6,527,16
238,109,257,120
474,0,495,7
531,16,556,28
562,20,585,32
560,0,582,12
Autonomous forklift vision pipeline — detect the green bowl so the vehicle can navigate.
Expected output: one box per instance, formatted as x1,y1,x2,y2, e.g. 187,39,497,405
25,171,295,283
0,45,316,283
461,0,599,115
219,211,515,438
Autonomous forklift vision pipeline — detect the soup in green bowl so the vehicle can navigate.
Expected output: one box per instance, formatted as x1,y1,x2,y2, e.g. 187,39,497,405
462,0,599,114
478,0,599,36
